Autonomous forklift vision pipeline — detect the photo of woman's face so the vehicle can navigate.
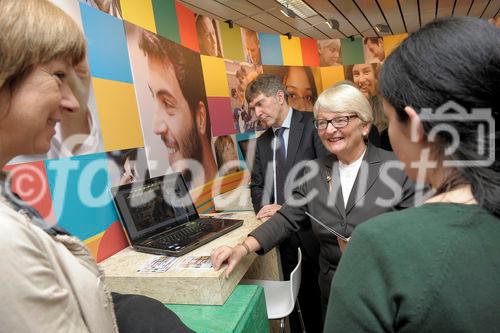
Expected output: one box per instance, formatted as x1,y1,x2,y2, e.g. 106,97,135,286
222,141,238,164
352,64,377,97
318,39,341,66
284,67,316,112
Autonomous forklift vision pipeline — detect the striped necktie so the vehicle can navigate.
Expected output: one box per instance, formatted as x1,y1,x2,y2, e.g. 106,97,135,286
274,127,286,204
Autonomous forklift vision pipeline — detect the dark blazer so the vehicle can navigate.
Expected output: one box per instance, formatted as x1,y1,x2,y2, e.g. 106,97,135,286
250,108,329,258
250,108,330,211
250,144,418,297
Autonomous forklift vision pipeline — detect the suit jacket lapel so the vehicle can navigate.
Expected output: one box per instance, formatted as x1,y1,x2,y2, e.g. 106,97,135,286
323,155,346,218
285,109,303,172
261,129,274,163
345,144,382,215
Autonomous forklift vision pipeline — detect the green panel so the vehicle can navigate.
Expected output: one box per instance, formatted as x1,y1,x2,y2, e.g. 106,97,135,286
340,37,365,65
166,285,270,333
219,24,245,62
151,0,180,43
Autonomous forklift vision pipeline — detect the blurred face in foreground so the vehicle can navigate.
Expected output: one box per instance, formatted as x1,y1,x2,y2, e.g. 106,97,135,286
0,58,79,162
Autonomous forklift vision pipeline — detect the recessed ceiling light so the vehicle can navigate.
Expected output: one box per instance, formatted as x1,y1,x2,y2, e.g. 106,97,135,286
280,7,296,18
276,0,316,19
374,23,390,33
326,19,339,30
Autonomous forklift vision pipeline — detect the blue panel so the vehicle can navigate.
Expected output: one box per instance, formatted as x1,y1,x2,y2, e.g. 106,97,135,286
235,132,257,141
79,3,133,83
45,153,118,240
235,132,257,170
258,33,283,65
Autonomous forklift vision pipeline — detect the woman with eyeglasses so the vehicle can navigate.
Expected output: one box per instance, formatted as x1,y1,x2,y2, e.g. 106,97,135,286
211,82,420,321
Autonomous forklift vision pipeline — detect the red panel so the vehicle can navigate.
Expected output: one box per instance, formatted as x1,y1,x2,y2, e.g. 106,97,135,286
96,221,129,262
300,38,320,67
175,1,199,52
207,96,237,137
3,161,57,224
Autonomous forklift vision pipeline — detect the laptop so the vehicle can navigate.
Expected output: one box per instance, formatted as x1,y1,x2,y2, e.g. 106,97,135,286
110,172,243,256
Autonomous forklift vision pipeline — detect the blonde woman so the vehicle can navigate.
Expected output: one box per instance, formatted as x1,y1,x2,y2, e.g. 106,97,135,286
212,82,418,320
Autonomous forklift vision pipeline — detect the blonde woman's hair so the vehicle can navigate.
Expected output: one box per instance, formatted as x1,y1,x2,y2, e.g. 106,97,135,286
0,0,86,93
313,82,374,123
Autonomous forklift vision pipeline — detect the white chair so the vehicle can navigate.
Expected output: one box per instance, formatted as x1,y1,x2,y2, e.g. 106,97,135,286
240,248,304,333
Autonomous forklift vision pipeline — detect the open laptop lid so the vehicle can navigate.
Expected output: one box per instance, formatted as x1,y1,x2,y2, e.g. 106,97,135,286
110,172,199,244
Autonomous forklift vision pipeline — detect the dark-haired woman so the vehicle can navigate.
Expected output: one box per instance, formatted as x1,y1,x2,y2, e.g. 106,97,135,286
324,16,500,332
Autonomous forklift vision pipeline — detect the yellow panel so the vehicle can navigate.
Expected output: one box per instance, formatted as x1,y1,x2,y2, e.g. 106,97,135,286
311,67,323,94
280,35,303,66
92,78,144,151
200,55,230,97
320,66,345,91
120,0,156,33
383,33,408,57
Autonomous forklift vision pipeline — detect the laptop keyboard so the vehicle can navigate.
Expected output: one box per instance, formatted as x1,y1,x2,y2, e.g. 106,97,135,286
148,218,223,248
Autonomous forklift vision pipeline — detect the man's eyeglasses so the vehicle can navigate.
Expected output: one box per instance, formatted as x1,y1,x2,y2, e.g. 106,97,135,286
313,115,358,130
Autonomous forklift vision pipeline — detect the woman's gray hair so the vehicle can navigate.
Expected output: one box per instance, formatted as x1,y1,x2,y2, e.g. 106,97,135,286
313,82,374,123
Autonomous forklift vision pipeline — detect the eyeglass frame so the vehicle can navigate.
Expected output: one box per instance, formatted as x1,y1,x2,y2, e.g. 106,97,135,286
313,115,358,130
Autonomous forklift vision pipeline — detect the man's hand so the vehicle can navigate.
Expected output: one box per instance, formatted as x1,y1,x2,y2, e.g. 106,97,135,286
256,204,282,221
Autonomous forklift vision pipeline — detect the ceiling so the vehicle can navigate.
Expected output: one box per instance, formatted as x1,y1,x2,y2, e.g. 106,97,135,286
178,0,500,39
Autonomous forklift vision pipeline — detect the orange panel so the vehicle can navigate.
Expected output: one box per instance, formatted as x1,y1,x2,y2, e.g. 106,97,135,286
300,38,320,66
96,221,129,262
175,1,199,52
84,235,102,259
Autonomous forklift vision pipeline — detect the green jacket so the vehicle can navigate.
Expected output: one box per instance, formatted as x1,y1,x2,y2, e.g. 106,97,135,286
325,203,500,333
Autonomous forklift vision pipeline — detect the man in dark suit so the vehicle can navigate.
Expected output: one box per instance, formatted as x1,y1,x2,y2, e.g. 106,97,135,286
246,74,329,333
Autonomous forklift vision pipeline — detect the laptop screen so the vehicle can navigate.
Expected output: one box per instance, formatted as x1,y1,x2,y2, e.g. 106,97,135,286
111,173,198,242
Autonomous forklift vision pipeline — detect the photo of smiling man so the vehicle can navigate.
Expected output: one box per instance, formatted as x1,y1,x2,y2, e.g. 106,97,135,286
363,37,385,63
126,24,217,189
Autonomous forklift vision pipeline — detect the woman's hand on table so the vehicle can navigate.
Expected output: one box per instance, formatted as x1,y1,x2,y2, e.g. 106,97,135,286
211,245,247,278
211,237,262,278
